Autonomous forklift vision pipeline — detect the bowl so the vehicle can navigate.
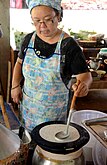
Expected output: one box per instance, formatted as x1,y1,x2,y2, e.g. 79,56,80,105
95,70,106,78
92,140,107,165
71,110,107,163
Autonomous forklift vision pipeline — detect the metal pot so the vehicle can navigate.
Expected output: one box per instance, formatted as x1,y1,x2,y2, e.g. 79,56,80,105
88,56,102,70
31,121,90,165
0,123,21,164
14,128,31,164
0,124,31,165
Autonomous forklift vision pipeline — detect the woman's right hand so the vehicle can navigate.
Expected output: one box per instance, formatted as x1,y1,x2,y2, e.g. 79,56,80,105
11,86,23,104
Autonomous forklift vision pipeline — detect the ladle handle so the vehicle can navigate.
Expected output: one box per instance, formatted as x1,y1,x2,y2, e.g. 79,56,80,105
0,95,10,129
70,80,80,110
66,80,80,135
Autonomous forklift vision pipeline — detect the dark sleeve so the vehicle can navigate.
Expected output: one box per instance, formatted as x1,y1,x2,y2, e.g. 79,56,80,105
60,37,89,86
18,32,34,59
61,37,89,76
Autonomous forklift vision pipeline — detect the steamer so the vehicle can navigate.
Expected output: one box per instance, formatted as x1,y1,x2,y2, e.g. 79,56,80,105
31,121,90,165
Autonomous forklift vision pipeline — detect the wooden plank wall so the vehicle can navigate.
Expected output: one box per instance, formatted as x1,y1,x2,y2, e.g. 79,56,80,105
0,0,10,100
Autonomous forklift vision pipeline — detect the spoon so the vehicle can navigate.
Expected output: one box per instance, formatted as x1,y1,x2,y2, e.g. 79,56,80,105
18,125,25,139
55,80,80,140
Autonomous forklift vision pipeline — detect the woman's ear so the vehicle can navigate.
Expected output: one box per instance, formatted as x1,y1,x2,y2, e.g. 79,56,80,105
58,14,61,22
58,15,62,22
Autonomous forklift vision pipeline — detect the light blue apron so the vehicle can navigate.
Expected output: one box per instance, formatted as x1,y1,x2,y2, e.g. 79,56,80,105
20,32,69,131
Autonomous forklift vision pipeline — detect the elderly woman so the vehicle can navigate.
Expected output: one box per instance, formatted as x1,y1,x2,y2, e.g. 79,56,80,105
11,0,92,132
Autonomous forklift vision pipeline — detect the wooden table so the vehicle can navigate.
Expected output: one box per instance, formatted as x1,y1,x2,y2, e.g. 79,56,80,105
90,74,107,89
75,74,107,112
83,47,100,60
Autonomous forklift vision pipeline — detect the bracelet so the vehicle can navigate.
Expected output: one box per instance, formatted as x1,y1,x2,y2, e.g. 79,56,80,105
11,84,20,90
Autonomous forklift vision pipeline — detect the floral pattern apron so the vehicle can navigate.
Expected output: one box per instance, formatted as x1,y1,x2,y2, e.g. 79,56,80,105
20,32,69,131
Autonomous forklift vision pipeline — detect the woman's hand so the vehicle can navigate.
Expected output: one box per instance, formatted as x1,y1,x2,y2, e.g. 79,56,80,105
72,72,92,97
72,81,89,97
11,86,23,104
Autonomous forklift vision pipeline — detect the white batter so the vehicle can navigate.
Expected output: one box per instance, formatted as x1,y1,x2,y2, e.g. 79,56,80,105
39,124,80,143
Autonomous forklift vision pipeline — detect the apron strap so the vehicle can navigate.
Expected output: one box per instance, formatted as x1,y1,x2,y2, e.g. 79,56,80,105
54,31,65,54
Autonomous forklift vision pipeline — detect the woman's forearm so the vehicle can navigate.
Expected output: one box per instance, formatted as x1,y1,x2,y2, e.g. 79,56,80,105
12,58,23,88
76,72,93,88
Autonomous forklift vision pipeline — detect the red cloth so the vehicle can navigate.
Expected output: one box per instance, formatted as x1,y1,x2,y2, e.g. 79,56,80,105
10,0,22,9
16,0,22,9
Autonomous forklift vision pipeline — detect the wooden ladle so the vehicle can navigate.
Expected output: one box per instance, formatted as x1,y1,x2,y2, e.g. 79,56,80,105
0,95,10,129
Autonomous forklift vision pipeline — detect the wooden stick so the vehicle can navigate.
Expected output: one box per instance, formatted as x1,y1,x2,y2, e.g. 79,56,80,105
6,61,11,103
0,95,10,129
70,80,80,110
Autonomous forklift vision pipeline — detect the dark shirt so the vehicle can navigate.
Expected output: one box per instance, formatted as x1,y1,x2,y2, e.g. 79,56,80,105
18,31,89,86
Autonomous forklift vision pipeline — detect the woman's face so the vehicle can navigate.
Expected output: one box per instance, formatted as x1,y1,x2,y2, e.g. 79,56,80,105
31,6,60,38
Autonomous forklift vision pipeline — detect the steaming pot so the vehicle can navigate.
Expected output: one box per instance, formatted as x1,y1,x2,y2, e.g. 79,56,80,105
31,121,90,165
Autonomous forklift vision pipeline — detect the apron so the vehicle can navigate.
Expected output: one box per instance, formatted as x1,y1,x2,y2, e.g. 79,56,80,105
20,32,69,131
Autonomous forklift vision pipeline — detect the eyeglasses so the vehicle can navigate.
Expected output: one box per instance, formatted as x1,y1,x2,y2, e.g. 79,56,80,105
32,15,57,26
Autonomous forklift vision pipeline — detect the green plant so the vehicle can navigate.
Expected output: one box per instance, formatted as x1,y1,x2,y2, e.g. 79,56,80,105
14,31,27,50
68,28,97,40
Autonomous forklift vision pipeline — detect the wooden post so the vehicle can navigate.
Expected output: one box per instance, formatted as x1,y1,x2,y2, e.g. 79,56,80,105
0,95,10,129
